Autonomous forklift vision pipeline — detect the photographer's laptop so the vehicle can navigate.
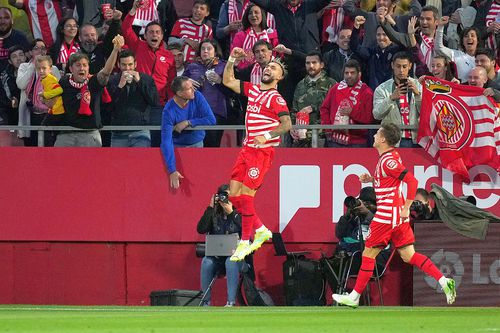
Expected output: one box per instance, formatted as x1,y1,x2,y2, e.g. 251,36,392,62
272,232,310,257
205,234,239,256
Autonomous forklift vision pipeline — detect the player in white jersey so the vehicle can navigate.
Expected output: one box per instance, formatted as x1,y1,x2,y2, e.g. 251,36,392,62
333,123,456,307
222,47,291,262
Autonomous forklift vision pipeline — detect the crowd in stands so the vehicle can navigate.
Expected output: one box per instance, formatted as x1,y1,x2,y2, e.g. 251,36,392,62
0,0,499,148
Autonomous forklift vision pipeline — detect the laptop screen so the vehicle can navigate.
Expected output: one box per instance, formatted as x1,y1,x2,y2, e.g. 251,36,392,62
205,234,239,256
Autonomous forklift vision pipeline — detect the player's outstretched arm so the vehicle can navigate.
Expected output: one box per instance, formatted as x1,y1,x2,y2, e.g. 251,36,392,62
223,47,246,94
254,114,292,146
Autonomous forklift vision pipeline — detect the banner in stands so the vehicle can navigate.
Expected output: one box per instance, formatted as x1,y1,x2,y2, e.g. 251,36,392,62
413,223,500,306
0,148,498,242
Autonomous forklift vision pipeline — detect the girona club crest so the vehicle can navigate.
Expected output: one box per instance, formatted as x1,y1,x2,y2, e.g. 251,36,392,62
248,167,260,179
82,90,91,105
426,80,473,150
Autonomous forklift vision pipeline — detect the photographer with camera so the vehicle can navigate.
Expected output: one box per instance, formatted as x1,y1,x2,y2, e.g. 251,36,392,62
197,184,243,307
410,188,437,220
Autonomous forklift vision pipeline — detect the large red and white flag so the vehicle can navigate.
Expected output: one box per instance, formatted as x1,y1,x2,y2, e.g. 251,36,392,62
418,77,500,182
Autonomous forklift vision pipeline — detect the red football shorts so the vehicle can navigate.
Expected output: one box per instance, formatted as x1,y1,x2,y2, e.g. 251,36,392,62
230,146,275,190
364,221,415,249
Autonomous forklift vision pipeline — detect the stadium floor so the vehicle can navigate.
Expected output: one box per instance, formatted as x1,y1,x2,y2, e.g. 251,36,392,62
0,305,498,333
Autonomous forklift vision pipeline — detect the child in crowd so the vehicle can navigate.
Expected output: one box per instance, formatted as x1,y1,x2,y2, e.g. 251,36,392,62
169,0,212,63
36,56,64,115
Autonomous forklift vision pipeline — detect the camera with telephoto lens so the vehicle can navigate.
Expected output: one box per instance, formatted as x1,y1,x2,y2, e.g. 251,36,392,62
214,191,229,204
344,196,362,210
410,200,430,220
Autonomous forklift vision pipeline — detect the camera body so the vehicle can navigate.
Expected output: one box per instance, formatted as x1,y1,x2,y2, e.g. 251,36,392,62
214,191,229,204
410,200,431,220
344,196,361,210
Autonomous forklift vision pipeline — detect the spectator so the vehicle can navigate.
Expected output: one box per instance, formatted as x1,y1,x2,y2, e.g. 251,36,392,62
342,0,421,48
49,17,80,72
37,55,64,117
17,39,60,147
8,0,63,48
0,45,25,126
107,49,159,147
475,47,500,89
0,6,30,72
169,0,212,63
324,28,353,85
50,35,124,147
466,66,500,101
230,4,279,69
79,10,121,74
435,16,480,82
166,43,186,76
122,2,176,105
380,5,440,77
197,184,243,307
73,0,113,29
410,188,436,220
161,76,216,189
443,2,476,51
235,40,273,84
320,59,374,148
290,51,335,147
184,39,228,147
350,15,404,91
318,0,352,51
373,51,421,148
426,55,459,82
473,0,500,65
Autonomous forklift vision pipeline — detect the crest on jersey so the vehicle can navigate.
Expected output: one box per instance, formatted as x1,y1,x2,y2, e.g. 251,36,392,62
276,96,286,105
386,159,398,170
248,167,260,179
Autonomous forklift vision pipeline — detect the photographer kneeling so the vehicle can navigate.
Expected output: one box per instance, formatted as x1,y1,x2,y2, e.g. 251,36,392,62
197,184,243,307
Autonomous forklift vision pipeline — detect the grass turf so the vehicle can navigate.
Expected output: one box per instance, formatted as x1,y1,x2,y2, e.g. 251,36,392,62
0,306,499,333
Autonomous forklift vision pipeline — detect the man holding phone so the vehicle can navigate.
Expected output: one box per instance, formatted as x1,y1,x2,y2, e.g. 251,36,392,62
373,51,422,148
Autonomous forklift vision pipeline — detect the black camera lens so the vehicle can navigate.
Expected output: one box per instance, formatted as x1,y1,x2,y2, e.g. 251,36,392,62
344,196,361,209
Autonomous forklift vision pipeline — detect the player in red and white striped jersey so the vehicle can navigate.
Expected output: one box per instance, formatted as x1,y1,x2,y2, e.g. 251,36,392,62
223,46,291,262
333,123,457,307
169,0,212,63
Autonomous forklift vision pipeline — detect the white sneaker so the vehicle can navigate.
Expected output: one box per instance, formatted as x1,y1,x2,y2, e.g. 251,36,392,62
224,302,235,307
332,293,359,308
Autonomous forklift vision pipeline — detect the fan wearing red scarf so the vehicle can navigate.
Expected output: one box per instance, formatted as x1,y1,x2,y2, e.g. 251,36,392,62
52,35,124,147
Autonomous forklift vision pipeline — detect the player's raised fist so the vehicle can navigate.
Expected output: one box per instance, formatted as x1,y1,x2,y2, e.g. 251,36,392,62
231,47,246,59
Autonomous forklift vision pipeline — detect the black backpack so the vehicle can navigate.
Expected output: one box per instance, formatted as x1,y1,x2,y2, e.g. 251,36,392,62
237,263,274,306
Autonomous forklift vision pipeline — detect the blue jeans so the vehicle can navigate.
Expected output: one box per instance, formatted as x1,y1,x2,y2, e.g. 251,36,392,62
399,138,419,148
111,130,151,147
200,256,242,305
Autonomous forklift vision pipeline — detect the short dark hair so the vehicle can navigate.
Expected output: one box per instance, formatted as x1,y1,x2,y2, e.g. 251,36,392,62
8,45,24,58
0,6,13,16
460,27,482,52
380,123,401,147
306,50,323,63
344,59,361,73
242,4,267,31
252,40,272,53
119,49,135,61
30,38,46,50
68,52,89,68
171,76,190,95
421,5,439,20
145,21,162,35
475,47,496,61
416,188,429,201
193,0,210,11
392,51,413,64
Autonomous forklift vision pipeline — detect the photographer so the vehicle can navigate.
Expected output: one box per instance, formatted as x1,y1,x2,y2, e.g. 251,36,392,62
410,188,437,220
197,184,242,307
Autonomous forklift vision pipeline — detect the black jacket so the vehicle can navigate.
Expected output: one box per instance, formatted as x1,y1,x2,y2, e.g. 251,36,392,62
251,0,330,54
197,206,242,236
107,72,159,126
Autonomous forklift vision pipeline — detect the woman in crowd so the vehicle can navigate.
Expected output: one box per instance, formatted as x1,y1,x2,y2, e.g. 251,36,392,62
184,39,229,147
435,16,480,82
17,39,60,147
230,4,278,69
49,17,80,72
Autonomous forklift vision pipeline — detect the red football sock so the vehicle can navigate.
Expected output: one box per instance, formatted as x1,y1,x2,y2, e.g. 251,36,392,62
229,195,241,211
409,252,443,281
354,256,376,294
238,194,258,241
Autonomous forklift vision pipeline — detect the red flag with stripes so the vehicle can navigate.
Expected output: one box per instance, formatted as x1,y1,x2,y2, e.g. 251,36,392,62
417,77,500,182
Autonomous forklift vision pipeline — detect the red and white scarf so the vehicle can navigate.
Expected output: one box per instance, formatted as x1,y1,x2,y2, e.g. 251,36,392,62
420,32,434,71
324,6,344,43
398,89,411,139
331,80,363,145
287,1,303,14
57,39,79,66
242,28,272,65
26,72,48,113
250,62,263,85
68,75,112,116
485,2,500,56
133,0,160,35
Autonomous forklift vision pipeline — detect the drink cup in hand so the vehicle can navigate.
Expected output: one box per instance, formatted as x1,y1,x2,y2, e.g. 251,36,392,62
101,3,113,20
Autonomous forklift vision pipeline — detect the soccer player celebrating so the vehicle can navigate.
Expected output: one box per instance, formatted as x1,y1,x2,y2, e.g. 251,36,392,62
333,123,457,307
223,47,291,262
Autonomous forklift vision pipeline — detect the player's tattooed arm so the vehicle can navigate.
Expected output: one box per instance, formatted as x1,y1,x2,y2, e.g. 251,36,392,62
269,114,292,138
222,47,246,94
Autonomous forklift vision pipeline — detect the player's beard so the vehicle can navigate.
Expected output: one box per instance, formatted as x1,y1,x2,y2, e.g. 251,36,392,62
261,75,274,84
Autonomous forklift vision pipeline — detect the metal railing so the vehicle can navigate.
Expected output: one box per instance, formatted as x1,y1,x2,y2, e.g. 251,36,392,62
0,124,419,148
